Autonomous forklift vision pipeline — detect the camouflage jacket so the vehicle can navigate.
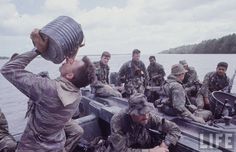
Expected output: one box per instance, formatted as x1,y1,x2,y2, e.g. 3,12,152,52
0,109,16,151
182,66,198,87
199,71,230,97
108,111,181,152
94,61,110,84
1,51,81,152
118,60,149,87
0,109,8,142
161,74,193,118
147,62,165,86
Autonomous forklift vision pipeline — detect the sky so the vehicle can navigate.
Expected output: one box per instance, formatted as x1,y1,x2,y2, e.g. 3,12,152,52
0,0,236,57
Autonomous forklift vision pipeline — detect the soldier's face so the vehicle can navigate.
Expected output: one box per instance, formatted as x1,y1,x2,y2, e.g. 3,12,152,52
132,53,140,62
131,113,150,125
216,66,227,76
101,56,110,65
178,73,185,81
149,58,156,65
183,64,188,70
59,58,84,79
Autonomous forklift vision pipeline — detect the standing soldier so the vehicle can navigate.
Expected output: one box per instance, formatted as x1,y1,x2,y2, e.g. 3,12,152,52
196,62,230,117
1,29,96,151
0,109,17,152
118,49,149,97
92,51,121,97
107,93,181,152
179,60,201,100
94,51,111,84
147,56,166,86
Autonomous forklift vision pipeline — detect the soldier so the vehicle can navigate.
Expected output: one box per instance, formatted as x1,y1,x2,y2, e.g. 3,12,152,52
196,62,230,117
147,56,166,86
92,51,122,97
118,49,149,97
1,29,96,151
179,60,201,98
156,64,206,124
25,71,84,152
107,93,181,152
0,109,17,152
94,51,111,84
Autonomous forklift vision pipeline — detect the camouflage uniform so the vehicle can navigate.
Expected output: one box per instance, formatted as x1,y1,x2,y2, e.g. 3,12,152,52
0,109,17,152
196,71,230,110
159,74,195,118
1,51,83,151
93,61,121,98
147,62,165,86
107,94,181,152
118,60,149,95
25,72,84,152
94,61,110,84
179,60,201,98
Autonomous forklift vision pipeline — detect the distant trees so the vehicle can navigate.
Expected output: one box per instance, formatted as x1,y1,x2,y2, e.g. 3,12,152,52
160,33,236,54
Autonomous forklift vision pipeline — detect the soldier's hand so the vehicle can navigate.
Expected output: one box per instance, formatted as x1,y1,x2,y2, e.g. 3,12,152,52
31,28,49,54
193,116,205,124
149,146,169,152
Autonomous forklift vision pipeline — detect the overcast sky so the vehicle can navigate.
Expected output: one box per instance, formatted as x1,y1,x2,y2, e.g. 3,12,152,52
0,0,235,56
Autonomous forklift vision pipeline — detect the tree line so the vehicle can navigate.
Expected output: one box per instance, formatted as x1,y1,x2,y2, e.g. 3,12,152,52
160,33,236,54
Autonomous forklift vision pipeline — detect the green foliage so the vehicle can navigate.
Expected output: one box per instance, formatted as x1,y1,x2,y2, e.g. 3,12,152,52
160,33,236,54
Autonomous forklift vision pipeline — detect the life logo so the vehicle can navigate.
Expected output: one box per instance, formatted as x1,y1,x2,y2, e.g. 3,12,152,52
199,132,235,150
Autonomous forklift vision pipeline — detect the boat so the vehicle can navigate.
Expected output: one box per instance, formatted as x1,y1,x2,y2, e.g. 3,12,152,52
10,88,236,152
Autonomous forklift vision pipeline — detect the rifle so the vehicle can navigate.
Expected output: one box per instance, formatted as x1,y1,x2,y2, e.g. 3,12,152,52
228,69,236,93
148,119,167,147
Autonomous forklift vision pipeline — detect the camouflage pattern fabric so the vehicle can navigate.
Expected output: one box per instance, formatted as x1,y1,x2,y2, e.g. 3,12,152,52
0,109,17,152
159,74,193,118
147,62,165,86
118,60,148,95
196,71,230,109
107,111,181,152
1,51,81,151
94,61,110,84
182,66,200,97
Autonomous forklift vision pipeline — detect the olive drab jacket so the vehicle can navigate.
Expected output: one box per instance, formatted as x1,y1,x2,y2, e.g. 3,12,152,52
1,51,81,152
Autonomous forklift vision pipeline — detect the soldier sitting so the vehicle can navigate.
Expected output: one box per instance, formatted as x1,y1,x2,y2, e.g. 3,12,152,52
179,60,201,99
92,51,121,97
146,56,166,103
106,93,181,152
147,56,166,86
0,108,17,152
155,64,207,123
196,62,230,118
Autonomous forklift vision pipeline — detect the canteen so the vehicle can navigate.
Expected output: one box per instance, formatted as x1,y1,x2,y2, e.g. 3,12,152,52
39,16,84,64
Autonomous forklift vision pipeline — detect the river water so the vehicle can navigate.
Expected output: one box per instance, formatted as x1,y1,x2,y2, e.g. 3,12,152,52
0,53,236,134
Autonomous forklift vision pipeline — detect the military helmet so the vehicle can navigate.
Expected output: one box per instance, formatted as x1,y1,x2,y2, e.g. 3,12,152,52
128,93,154,115
171,64,187,75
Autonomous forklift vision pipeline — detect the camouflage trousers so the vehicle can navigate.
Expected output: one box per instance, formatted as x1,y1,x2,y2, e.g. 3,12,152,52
65,120,84,152
0,110,17,152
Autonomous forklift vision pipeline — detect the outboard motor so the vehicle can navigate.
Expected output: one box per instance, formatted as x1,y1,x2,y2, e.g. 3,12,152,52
210,91,236,118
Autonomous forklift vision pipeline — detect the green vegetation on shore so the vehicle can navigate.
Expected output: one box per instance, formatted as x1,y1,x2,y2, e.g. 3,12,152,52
160,33,236,54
